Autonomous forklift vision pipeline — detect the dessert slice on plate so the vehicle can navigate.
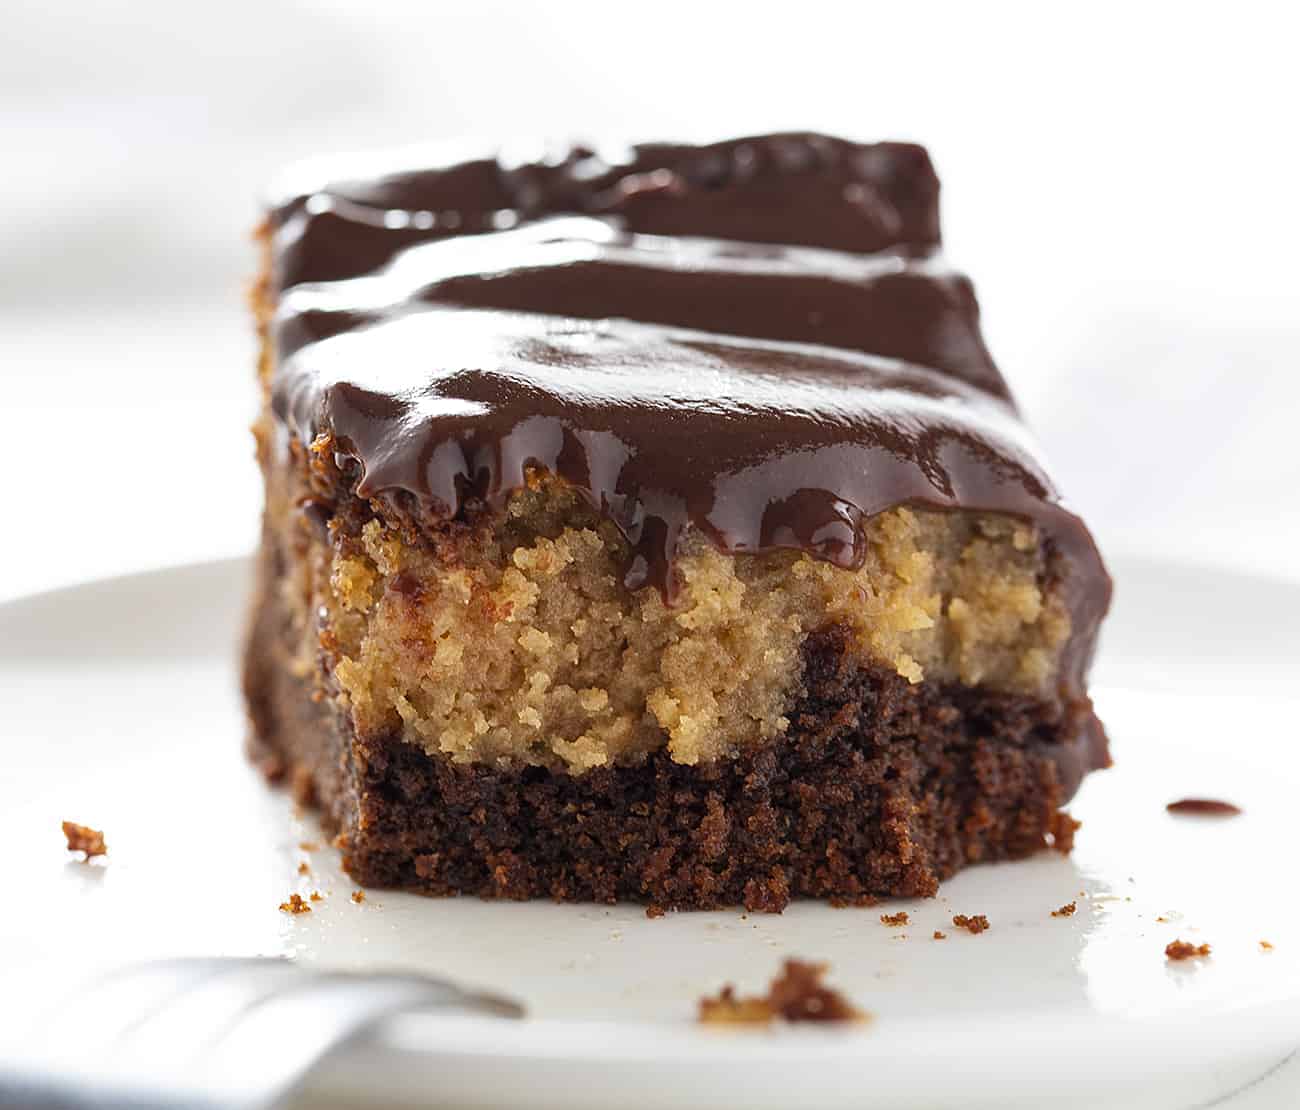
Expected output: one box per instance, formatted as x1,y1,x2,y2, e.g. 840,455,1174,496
244,133,1110,913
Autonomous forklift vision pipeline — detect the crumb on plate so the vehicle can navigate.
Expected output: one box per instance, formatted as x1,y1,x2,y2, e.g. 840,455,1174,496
1052,901,1077,918
1050,814,1081,853
1165,939,1211,961
62,821,107,859
698,959,866,1026
880,912,909,927
952,913,989,934
279,893,312,915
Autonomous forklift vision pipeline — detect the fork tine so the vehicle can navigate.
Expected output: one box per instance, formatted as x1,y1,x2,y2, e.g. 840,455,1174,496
0,958,521,1110
107,960,303,1074
188,973,512,1109
20,958,249,1061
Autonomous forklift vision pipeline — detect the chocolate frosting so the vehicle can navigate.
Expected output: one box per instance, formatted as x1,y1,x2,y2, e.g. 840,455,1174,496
266,132,1111,704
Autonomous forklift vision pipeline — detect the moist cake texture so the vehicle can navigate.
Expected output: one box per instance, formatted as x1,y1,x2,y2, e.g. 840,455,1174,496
245,132,1111,912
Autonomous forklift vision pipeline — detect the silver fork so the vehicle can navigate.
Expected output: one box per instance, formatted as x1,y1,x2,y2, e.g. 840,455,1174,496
0,957,523,1110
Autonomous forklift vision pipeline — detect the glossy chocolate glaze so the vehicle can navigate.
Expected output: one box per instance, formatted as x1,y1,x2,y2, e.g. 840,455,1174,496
266,132,1111,715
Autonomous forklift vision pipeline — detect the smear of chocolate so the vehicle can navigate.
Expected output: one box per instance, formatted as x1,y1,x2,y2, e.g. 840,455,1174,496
1166,798,1242,817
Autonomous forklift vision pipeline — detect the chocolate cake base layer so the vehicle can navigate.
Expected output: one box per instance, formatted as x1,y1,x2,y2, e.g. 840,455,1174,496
244,561,1100,913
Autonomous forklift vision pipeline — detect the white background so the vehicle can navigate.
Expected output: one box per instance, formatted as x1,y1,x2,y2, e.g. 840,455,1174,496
2,0,1298,599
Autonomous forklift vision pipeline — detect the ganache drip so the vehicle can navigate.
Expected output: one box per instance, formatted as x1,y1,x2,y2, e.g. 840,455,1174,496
266,132,1111,696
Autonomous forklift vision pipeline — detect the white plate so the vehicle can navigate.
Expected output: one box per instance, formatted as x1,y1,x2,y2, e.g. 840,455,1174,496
1,556,1298,1109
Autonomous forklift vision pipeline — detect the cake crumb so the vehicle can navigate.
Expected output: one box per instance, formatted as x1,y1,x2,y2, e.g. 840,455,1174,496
1155,915,1171,923
351,890,366,904
279,893,312,914
645,904,666,919
1050,814,1081,853
831,894,880,908
309,890,323,902
932,930,946,940
880,911,909,927
299,841,319,852
698,986,774,1025
62,821,107,859
952,913,990,934
1166,798,1241,817
1260,940,1274,951
698,959,865,1026
1165,939,1211,961
297,861,310,876
1052,901,1077,918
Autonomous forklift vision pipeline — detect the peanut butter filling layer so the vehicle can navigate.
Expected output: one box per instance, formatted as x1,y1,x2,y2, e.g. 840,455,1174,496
266,444,1068,772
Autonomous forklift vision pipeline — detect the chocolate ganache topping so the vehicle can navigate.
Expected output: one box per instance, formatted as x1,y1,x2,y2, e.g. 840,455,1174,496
267,132,1111,696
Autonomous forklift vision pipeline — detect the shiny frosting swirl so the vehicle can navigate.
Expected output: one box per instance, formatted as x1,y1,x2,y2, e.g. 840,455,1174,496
267,133,1110,697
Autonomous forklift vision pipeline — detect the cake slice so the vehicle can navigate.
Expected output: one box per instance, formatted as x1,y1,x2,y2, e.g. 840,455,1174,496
244,133,1110,913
